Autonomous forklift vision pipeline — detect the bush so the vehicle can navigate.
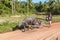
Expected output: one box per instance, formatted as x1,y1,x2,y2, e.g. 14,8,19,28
0,21,17,33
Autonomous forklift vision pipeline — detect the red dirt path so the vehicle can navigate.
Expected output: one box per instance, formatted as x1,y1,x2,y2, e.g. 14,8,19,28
0,22,60,40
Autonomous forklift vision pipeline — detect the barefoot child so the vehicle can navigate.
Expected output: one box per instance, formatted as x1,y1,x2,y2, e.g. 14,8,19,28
46,13,52,27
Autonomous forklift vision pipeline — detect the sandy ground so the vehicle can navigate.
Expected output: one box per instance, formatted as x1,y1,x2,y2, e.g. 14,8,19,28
0,22,60,40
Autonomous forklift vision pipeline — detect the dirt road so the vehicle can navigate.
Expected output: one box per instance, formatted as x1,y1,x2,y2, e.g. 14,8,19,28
0,22,60,40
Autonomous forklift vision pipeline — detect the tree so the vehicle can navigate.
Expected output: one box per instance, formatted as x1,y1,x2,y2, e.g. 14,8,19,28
20,1,27,13
27,0,33,14
11,0,14,14
35,1,43,12
47,0,55,15
53,0,60,15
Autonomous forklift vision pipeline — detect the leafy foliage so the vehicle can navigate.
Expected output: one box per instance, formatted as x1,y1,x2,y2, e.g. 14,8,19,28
0,0,60,16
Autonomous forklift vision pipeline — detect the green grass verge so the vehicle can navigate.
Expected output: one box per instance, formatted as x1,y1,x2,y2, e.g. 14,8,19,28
52,15,60,23
0,21,17,33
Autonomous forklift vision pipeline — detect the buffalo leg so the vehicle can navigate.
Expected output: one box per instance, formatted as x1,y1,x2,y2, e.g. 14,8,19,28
29,25,33,30
22,26,26,32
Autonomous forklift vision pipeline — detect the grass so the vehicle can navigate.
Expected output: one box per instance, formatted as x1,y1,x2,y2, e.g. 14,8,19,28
0,14,60,33
0,21,17,33
36,15,60,23
52,15,60,23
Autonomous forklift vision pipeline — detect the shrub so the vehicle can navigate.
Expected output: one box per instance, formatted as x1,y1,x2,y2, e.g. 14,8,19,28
0,21,17,33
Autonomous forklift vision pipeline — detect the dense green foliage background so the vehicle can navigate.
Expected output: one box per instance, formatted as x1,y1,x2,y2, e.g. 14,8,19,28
0,0,60,16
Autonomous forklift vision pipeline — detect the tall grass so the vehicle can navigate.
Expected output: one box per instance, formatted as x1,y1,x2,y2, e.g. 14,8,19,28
0,21,17,33
52,15,60,23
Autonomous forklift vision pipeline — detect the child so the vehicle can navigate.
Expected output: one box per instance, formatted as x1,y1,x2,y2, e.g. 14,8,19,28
46,13,52,27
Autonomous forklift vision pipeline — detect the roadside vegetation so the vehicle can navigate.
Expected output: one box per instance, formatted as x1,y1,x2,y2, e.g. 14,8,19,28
0,14,60,33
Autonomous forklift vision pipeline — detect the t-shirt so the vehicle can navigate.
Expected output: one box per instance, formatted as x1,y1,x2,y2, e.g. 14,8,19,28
46,15,52,21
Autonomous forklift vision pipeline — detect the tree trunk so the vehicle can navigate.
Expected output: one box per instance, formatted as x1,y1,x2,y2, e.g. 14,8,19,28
12,0,14,15
27,0,29,14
